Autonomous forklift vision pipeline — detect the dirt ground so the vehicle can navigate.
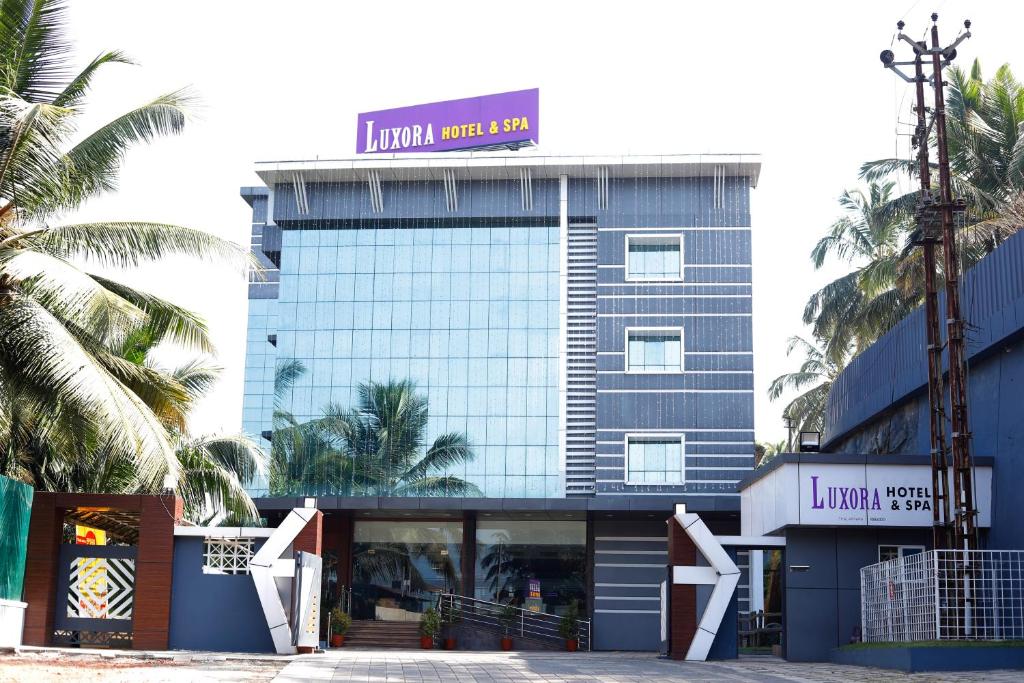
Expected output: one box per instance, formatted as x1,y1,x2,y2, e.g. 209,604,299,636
0,651,285,682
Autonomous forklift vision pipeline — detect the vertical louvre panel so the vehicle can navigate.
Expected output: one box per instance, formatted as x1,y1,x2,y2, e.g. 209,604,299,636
566,222,597,495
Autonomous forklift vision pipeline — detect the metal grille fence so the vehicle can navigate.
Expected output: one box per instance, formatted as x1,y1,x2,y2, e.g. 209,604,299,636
861,550,1024,642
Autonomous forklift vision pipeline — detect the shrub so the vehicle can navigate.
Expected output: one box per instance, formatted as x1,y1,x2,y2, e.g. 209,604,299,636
420,607,442,638
330,608,351,635
558,601,580,640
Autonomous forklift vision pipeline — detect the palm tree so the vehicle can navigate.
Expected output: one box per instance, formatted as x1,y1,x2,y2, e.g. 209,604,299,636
803,182,918,361
23,344,265,523
0,0,252,489
768,336,845,435
270,372,480,497
754,440,787,467
862,60,1024,258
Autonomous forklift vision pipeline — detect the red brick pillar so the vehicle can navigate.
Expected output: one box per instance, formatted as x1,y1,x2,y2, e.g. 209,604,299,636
293,510,323,556
22,492,61,646
667,514,698,660
133,495,182,650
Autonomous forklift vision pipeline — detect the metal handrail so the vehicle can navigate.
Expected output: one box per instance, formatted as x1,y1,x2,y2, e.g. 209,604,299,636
437,593,591,651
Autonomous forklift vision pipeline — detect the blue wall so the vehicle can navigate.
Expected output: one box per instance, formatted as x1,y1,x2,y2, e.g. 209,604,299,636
168,537,275,653
783,527,931,662
824,230,1024,551
593,177,754,497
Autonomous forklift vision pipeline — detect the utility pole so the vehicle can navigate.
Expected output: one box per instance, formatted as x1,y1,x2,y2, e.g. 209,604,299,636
783,414,794,453
880,14,977,553
904,22,953,552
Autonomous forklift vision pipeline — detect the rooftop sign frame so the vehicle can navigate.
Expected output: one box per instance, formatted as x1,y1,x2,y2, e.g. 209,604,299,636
356,89,539,154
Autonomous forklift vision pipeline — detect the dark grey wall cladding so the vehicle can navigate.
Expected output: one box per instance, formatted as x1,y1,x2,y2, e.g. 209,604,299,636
783,527,932,662
592,520,667,651
597,353,753,372
596,297,752,316
596,177,750,227
597,266,751,284
273,179,559,223
597,373,753,391
168,537,275,653
596,393,753,429
596,317,753,352
597,230,751,264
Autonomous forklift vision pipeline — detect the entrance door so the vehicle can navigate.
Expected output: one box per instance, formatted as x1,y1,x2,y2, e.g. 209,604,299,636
350,521,462,621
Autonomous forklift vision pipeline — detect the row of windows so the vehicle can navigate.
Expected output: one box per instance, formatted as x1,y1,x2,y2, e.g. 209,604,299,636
281,271,560,303
287,226,560,248
277,300,557,332
278,333,561,366
285,243,559,276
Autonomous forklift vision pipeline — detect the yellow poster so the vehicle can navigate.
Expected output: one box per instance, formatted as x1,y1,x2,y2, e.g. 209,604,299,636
75,525,106,546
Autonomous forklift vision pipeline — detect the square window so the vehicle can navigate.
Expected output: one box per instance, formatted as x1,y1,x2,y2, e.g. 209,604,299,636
625,234,683,281
626,435,685,485
625,328,684,373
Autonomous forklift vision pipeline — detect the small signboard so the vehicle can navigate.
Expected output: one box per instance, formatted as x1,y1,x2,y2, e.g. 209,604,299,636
357,89,538,154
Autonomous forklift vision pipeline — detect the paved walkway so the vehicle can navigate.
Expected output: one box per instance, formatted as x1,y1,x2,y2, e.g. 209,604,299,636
271,650,1024,682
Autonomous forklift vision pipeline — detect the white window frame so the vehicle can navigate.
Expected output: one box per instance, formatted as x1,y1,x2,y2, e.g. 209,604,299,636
624,233,684,282
624,326,685,374
624,432,686,486
878,544,926,563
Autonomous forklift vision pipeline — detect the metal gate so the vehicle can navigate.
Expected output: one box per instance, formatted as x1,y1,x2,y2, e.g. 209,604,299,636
53,544,137,647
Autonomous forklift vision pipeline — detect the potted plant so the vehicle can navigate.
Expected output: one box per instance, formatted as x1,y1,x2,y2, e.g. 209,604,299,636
442,604,460,650
420,607,441,649
499,602,518,651
329,608,351,647
559,601,581,652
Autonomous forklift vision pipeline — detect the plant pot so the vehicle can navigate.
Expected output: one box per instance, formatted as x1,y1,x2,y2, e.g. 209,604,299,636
420,635,434,649
443,637,457,650
500,636,513,651
330,634,344,647
565,638,578,652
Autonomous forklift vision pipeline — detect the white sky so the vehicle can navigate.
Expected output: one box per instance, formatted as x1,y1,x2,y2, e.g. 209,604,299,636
64,0,1023,443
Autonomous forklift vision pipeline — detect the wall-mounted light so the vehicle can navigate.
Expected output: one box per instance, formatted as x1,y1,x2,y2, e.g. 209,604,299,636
798,432,821,453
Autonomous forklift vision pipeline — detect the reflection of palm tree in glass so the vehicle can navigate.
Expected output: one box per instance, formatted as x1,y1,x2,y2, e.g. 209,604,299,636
479,538,586,609
271,369,480,497
353,526,461,617
479,532,524,601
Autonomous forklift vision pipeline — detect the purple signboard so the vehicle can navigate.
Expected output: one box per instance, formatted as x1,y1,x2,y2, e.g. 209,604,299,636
357,89,539,154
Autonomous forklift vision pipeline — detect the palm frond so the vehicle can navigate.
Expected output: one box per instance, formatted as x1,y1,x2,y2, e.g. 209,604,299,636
90,274,213,352
52,49,132,108
16,221,250,269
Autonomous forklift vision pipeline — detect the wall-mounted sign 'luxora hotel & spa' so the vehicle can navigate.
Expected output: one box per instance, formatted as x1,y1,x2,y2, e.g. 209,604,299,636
356,88,539,154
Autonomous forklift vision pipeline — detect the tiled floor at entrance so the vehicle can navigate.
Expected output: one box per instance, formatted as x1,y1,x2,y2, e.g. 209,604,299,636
272,650,1023,683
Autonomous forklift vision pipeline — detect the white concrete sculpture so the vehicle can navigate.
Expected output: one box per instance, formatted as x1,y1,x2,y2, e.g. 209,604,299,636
250,507,318,654
670,504,741,661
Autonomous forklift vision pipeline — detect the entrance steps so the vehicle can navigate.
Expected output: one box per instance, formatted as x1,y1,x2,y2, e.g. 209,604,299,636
344,620,422,648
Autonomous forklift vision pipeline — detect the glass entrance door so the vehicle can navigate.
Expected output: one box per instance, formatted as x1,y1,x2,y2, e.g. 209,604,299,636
351,521,462,621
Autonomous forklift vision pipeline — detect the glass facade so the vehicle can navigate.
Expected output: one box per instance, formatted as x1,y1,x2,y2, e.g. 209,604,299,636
475,520,586,616
351,521,462,621
272,225,561,498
